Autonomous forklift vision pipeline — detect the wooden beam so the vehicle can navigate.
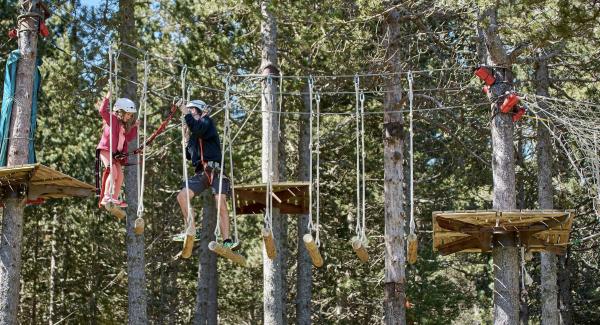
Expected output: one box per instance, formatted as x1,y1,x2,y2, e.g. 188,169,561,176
28,185,94,199
438,235,481,255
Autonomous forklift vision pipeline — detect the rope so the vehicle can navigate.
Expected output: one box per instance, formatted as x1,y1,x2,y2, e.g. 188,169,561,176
315,91,322,246
137,59,150,218
408,72,416,236
214,75,232,240
307,76,315,235
107,48,114,199
180,66,194,236
359,90,366,242
354,75,363,240
263,75,275,232
227,78,239,243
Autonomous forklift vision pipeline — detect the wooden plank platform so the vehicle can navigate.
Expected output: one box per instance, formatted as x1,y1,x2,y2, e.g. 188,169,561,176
233,182,310,215
432,210,574,255
0,164,95,200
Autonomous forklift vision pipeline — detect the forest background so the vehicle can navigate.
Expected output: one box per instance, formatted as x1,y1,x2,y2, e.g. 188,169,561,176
0,0,599,324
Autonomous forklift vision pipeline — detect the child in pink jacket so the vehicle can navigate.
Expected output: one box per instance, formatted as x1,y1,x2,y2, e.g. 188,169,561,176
96,91,138,208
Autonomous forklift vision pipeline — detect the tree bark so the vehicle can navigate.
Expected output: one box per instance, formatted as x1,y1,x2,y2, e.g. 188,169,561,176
558,254,573,325
48,209,57,325
296,83,312,325
193,191,218,325
482,7,520,325
261,1,284,324
382,6,406,325
0,2,39,323
118,0,147,323
535,55,560,325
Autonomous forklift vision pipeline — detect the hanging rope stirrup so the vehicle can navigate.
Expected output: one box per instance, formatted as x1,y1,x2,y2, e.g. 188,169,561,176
350,76,369,262
407,71,418,265
303,76,323,268
134,58,150,235
179,66,195,259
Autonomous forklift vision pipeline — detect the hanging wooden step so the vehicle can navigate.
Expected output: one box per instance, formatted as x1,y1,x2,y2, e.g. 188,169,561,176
0,164,95,201
233,181,310,215
432,209,574,255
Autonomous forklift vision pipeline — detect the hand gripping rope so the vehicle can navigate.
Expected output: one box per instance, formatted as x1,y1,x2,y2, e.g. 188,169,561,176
352,75,369,262
407,71,418,264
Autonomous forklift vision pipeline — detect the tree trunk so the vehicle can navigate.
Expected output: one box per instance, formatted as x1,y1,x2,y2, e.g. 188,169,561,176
193,191,218,325
48,209,57,325
558,254,573,325
482,7,520,325
0,2,39,323
296,83,312,325
118,0,147,323
382,7,406,325
535,55,560,325
261,1,284,324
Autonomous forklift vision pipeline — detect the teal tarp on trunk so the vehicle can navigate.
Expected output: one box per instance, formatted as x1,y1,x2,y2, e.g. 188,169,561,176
0,50,42,166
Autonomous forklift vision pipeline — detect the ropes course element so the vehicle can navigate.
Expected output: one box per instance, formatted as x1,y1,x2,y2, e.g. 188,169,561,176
261,74,277,260
351,76,369,263
134,58,150,235
407,71,418,265
179,66,195,259
524,94,600,218
303,76,324,268
209,74,246,266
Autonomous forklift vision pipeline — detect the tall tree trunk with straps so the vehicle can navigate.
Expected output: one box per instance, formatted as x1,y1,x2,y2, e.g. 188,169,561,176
0,1,39,323
481,7,520,325
118,0,147,323
535,55,560,325
193,191,218,325
382,6,406,325
296,83,312,325
261,1,285,324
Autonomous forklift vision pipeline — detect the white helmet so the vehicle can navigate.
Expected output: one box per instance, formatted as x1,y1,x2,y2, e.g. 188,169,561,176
186,99,211,114
113,98,136,113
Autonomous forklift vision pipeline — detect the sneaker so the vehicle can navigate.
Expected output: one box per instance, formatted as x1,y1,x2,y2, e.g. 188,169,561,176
172,229,201,242
100,196,111,206
115,200,128,208
223,239,241,251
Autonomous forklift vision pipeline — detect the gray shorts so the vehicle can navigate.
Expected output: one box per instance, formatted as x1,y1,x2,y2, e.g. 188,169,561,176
181,170,231,197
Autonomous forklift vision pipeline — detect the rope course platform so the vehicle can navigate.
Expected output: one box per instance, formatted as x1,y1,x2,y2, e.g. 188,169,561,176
233,182,310,215
433,210,574,255
0,164,95,201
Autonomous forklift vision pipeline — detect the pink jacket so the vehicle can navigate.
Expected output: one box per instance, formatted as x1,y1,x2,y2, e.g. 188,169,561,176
96,97,137,163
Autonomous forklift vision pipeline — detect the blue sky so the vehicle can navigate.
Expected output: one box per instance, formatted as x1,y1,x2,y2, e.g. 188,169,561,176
81,0,103,7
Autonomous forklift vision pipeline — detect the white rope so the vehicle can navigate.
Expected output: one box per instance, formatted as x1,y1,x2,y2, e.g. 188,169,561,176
227,81,239,243
107,48,114,199
307,76,315,234
359,90,366,242
215,75,232,240
408,71,416,236
354,75,363,239
136,59,150,218
264,75,274,231
315,91,322,246
180,66,194,236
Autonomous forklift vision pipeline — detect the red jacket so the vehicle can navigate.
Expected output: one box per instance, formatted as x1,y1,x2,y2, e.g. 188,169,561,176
96,97,137,163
